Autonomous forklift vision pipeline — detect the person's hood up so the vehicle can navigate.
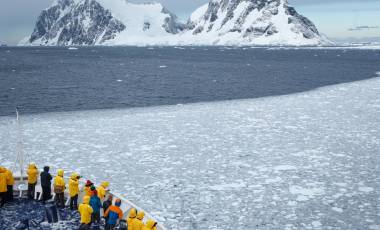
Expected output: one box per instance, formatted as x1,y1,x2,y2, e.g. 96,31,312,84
145,219,157,229
128,208,137,218
137,211,145,220
43,166,49,172
83,196,90,204
0,166,6,173
101,181,109,188
29,163,37,169
115,198,121,207
57,169,64,177
70,172,78,180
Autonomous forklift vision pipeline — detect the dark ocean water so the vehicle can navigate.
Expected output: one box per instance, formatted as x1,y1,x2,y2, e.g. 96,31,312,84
0,46,379,116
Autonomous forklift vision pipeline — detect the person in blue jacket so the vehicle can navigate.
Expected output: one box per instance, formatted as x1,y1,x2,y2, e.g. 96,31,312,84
89,190,102,224
104,198,123,230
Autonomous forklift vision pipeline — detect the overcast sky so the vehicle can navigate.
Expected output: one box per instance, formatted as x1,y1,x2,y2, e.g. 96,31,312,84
0,0,379,44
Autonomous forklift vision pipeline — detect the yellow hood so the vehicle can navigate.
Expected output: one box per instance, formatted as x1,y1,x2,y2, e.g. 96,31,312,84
0,167,6,173
128,208,137,218
29,163,37,169
57,169,64,177
145,219,157,229
70,173,78,180
101,181,109,188
83,196,90,204
137,211,145,220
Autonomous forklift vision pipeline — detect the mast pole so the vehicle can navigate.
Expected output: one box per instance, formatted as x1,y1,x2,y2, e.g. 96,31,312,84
16,108,24,181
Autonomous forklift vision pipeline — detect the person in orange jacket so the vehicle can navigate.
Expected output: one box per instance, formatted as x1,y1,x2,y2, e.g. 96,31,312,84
104,198,123,230
5,168,14,202
27,163,38,199
84,180,93,196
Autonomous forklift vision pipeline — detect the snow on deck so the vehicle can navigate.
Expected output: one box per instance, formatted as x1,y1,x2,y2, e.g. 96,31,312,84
1,76,380,229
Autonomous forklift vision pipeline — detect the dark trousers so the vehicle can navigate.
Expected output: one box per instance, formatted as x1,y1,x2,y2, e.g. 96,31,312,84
79,223,91,230
6,185,13,201
0,192,6,207
70,194,78,210
42,186,52,201
105,224,116,230
55,192,65,208
92,211,100,223
28,183,36,199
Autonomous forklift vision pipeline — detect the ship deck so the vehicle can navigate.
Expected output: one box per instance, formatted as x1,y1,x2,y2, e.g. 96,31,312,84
0,198,80,230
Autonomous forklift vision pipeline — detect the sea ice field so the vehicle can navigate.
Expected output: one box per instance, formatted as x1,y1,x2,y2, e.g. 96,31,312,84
1,74,380,229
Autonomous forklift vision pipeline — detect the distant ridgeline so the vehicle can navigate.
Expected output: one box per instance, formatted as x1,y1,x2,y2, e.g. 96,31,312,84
20,0,331,46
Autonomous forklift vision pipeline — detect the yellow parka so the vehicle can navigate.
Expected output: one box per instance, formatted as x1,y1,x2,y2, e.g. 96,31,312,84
131,211,145,230
54,169,65,192
142,219,157,230
127,208,137,227
78,196,93,224
69,173,79,197
0,167,8,193
5,168,14,186
27,163,38,184
97,181,109,199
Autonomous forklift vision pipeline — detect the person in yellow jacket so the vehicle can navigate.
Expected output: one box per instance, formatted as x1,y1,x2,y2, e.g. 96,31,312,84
5,168,14,202
54,169,66,208
142,219,158,230
127,208,137,227
131,211,145,230
78,195,93,230
96,181,109,200
0,166,8,207
69,172,80,210
27,163,38,199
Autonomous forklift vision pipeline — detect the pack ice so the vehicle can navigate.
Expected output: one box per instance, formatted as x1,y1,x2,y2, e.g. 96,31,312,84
1,77,380,229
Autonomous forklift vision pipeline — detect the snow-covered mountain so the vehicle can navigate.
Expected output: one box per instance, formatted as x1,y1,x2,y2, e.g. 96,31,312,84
21,0,329,46
183,0,328,45
21,0,184,46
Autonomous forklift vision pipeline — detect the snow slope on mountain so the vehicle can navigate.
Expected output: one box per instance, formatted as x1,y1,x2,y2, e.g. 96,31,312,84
96,0,185,45
21,0,184,46
1,75,379,229
182,0,328,46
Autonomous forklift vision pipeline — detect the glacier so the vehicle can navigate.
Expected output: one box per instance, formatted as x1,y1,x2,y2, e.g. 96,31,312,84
1,75,380,229
20,0,330,46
